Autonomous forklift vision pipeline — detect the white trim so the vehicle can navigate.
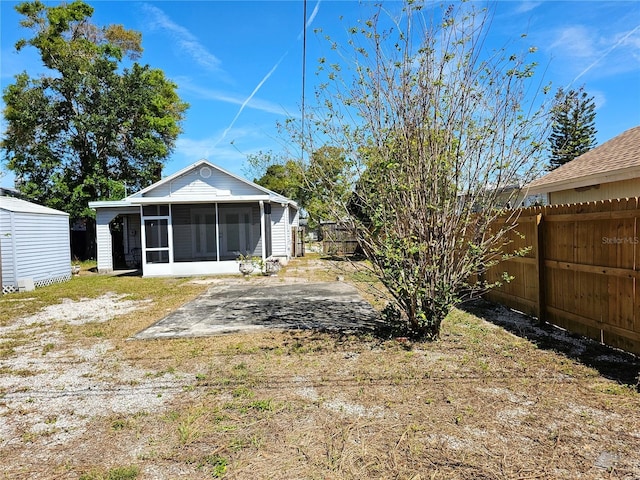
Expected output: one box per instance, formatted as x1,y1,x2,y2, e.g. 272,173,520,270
215,203,220,262
129,195,271,204
9,211,18,281
143,260,240,277
284,206,290,258
526,165,640,195
125,159,296,207
168,205,174,264
260,201,266,261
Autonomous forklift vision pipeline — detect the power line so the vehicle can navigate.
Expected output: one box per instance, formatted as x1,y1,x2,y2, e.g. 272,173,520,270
301,0,307,162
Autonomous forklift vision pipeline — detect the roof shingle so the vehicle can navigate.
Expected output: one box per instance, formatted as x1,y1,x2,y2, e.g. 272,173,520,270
527,126,640,191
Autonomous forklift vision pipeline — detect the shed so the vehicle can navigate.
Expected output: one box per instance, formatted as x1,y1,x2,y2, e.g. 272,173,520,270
526,126,640,204
0,196,71,294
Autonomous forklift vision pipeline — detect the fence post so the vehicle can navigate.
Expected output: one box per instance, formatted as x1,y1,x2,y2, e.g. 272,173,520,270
534,212,545,325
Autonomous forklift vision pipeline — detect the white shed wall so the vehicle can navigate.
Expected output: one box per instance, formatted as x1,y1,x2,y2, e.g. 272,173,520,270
1,208,71,292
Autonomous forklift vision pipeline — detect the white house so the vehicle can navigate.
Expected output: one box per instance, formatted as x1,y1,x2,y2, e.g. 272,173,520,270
0,196,71,294
89,160,300,277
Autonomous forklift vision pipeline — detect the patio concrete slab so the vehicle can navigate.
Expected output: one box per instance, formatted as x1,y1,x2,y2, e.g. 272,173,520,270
133,281,382,339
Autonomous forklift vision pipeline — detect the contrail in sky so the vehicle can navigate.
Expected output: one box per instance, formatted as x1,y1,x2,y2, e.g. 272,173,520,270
570,23,640,85
215,0,322,147
217,51,289,145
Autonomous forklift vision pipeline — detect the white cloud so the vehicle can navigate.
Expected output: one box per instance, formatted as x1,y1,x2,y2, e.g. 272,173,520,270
550,25,596,59
546,20,640,86
513,2,543,15
141,3,223,73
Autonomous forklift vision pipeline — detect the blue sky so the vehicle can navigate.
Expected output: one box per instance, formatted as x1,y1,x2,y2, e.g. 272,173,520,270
1,0,639,190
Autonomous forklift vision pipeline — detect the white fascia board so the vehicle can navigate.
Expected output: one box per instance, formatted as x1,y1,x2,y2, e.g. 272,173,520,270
128,195,271,204
525,166,640,195
88,200,135,209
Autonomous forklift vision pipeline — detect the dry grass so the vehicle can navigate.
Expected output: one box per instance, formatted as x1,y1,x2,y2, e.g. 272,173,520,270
1,254,639,479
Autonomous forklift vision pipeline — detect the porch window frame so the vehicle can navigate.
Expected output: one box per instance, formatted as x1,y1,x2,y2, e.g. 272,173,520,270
140,204,173,265
190,205,219,261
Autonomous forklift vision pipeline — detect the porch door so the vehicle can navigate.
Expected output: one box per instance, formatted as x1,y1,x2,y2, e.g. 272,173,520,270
222,208,252,257
144,218,170,263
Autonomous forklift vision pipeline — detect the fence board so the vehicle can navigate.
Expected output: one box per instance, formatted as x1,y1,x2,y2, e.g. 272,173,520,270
485,198,640,355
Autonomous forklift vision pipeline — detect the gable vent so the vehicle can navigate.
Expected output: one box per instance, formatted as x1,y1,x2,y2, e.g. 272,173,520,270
200,166,212,179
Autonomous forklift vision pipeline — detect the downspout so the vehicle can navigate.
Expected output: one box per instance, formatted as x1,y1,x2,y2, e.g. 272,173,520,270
259,201,266,261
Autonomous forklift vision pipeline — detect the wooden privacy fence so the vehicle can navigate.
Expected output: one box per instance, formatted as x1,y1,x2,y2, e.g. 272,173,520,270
320,222,359,256
291,227,305,257
484,198,640,355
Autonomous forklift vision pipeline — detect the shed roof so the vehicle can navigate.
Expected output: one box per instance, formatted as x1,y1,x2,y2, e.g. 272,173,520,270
0,196,69,216
526,126,640,195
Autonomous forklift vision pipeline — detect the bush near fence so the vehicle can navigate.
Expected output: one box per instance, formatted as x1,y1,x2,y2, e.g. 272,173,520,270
484,197,640,356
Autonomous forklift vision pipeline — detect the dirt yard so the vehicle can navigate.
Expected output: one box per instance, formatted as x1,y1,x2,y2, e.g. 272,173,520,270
0,256,639,479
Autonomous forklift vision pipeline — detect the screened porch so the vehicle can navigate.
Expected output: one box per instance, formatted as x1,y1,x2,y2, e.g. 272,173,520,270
141,203,269,270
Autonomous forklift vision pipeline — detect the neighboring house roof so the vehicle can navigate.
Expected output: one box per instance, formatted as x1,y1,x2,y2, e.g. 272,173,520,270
0,196,69,216
526,126,640,195
89,159,298,209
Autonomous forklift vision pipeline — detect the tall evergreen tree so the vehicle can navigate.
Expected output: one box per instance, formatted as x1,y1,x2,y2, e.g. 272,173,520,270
547,86,597,170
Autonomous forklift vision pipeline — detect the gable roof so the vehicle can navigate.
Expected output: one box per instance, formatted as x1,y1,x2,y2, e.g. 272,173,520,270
0,196,69,216
90,160,298,209
526,126,640,195
125,159,297,207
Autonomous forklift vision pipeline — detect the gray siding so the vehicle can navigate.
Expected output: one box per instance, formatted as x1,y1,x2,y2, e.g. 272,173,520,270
0,209,70,289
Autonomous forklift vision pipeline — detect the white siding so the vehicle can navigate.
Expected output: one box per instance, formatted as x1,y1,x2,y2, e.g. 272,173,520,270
0,207,70,290
95,210,114,273
0,210,16,288
146,168,266,198
95,207,139,273
291,206,300,227
270,204,287,257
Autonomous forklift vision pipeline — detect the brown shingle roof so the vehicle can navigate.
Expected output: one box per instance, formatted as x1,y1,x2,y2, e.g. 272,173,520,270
527,126,640,193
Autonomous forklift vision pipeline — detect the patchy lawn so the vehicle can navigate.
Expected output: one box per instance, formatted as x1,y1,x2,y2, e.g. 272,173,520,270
0,255,639,479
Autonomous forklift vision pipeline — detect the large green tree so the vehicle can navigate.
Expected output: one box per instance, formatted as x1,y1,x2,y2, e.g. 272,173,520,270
300,1,550,339
547,86,597,170
253,158,304,204
251,145,351,229
1,0,188,219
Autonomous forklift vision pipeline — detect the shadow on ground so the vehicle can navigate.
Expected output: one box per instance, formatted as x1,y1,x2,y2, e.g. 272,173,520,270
461,298,640,388
134,281,384,340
